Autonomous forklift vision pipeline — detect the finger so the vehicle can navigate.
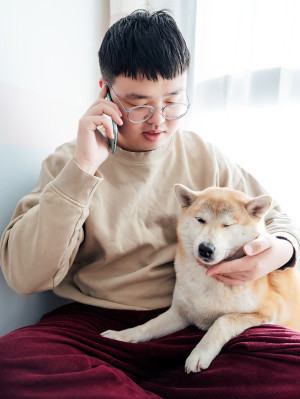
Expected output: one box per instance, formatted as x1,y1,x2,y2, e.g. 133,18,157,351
87,100,122,118
102,115,119,140
85,89,109,111
85,91,122,119
206,258,241,276
97,116,118,140
213,275,246,286
243,236,272,256
81,115,115,139
86,102,123,123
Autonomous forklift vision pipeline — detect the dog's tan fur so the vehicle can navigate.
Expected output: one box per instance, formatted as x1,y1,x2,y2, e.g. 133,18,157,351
102,185,300,373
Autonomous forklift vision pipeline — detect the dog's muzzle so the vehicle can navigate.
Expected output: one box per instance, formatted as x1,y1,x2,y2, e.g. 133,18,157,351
198,242,215,261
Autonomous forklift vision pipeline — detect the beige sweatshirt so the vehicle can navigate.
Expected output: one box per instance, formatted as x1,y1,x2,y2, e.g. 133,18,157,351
1,130,299,310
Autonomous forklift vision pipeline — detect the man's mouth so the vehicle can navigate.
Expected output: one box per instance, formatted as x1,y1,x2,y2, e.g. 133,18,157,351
142,130,164,142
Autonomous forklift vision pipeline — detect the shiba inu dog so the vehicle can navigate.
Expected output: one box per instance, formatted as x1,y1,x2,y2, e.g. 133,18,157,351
101,185,300,373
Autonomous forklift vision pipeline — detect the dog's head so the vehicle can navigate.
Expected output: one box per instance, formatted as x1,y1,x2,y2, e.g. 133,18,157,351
174,185,272,266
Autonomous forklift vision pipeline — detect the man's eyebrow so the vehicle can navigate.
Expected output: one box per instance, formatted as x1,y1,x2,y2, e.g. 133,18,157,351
125,93,150,100
124,89,185,101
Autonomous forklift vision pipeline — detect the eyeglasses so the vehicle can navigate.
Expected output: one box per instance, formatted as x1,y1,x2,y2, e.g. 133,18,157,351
106,83,190,124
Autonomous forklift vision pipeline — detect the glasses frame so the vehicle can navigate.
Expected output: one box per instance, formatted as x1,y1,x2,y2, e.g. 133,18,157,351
105,83,190,124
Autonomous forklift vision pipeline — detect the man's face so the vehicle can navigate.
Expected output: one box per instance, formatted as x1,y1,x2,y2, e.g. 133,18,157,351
109,73,188,152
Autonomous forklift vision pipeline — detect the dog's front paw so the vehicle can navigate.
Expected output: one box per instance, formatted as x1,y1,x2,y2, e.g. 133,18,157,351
101,330,126,341
100,327,143,343
185,348,214,374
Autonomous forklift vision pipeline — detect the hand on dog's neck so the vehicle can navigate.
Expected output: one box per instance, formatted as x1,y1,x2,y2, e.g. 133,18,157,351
196,246,246,269
223,246,246,262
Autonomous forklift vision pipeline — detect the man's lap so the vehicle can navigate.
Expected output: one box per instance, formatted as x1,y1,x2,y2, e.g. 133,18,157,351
1,302,300,399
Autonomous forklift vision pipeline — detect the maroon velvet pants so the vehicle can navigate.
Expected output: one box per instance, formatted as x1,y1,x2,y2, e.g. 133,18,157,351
1,302,300,399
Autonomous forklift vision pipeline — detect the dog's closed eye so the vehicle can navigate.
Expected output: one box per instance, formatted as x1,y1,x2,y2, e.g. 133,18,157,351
196,217,206,224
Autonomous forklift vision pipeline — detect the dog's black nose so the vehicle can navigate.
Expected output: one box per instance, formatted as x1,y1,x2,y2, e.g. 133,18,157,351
198,242,215,260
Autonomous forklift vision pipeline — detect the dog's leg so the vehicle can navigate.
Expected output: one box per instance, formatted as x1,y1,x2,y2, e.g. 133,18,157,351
101,306,188,343
185,312,272,373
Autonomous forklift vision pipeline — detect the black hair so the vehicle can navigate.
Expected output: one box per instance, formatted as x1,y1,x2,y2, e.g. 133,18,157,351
98,9,190,84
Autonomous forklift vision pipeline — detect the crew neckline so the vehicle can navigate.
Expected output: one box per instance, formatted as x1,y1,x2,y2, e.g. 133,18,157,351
113,134,175,164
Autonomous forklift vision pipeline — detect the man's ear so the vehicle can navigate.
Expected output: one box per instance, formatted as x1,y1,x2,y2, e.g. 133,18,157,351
246,195,272,218
174,184,198,208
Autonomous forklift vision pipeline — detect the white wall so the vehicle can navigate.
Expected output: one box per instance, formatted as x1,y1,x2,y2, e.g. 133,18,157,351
0,0,109,151
188,105,300,223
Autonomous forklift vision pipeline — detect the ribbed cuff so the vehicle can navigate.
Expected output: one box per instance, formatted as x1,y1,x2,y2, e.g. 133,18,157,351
276,234,298,270
51,158,103,206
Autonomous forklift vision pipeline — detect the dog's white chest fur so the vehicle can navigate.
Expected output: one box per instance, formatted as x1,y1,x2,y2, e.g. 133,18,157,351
174,258,257,331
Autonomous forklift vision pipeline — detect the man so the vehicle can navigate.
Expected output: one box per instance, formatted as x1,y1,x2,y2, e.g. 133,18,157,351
0,10,299,399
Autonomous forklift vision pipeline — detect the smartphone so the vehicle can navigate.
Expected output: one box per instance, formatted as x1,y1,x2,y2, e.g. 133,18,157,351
105,89,118,154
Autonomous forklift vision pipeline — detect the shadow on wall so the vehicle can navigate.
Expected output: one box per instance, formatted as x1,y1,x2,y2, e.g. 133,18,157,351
0,145,51,233
0,144,70,337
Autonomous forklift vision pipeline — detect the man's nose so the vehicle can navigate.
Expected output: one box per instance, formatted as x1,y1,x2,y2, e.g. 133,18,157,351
147,107,165,125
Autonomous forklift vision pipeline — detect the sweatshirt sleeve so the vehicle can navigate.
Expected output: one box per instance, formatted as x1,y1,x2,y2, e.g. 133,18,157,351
0,146,103,295
212,144,300,267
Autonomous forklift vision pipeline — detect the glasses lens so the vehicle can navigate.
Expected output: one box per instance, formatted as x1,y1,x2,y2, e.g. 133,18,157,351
128,102,189,123
163,103,188,120
129,106,153,123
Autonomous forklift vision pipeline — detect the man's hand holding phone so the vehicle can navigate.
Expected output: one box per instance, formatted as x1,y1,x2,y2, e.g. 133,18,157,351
73,81,123,175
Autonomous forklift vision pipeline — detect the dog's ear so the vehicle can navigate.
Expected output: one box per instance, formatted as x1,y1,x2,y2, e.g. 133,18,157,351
246,195,272,218
174,184,198,208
